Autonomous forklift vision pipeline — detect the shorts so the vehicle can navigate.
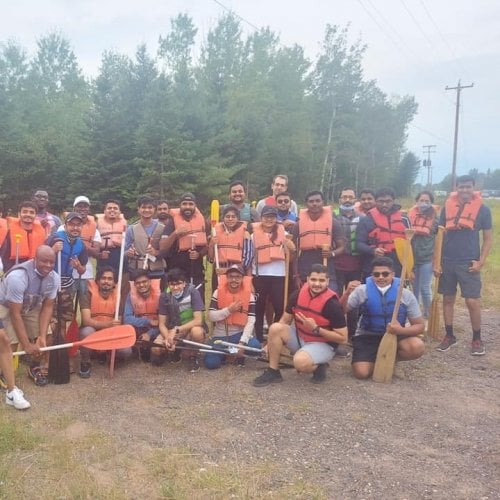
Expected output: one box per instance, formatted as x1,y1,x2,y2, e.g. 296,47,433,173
0,303,42,344
286,324,335,365
438,261,481,299
352,334,405,364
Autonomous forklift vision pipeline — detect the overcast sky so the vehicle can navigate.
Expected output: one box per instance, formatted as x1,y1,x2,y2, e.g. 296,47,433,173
2,0,499,186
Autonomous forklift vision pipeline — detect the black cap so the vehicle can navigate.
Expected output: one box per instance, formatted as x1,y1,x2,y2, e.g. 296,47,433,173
261,205,278,217
180,192,196,203
65,212,84,223
226,264,245,275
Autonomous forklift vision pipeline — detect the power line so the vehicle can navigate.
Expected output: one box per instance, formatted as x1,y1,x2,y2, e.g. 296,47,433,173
399,0,436,50
211,0,260,31
409,123,451,145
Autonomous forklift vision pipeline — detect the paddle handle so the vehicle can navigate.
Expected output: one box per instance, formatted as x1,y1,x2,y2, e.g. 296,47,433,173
433,226,445,273
13,342,75,356
214,340,264,353
114,230,126,320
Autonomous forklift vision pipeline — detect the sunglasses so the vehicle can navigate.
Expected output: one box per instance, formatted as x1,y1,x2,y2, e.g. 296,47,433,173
277,199,290,204
372,271,391,278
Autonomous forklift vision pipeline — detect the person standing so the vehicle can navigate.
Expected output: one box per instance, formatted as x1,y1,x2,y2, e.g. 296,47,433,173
293,190,345,293
32,190,61,237
256,174,299,215
222,181,260,223
436,175,492,355
275,192,297,231
0,201,46,273
356,187,409,277
408,191,438,319
357,189,376,215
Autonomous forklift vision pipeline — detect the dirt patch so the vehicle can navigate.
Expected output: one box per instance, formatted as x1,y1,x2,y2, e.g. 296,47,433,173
5,307,500,499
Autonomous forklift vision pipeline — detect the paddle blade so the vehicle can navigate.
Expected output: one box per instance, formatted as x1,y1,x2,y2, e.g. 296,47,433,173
372,333,398,383
66,318,80,357
394,237,414,278
79,325,136,351
210,199,220,226
48,326,70,385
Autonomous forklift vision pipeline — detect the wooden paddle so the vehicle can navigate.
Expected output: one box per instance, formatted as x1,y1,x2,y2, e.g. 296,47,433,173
394,237,414,282
427,225,445,340
13,325,136,356
210,199,220,270
373,229,414,383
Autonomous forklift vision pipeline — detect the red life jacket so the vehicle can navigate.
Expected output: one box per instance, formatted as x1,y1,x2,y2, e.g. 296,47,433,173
216,275,252,327
252,223,285,265
129,279,160,320
408,206,436,236
263,195,276,206
293,284,337,343
87,280,117,322
170,208,207,251
0,218,7,247
6,218,46,260
298,208,332,250
368,207,406,252
444,192,482,230
96,214,127,247
214,222,246,264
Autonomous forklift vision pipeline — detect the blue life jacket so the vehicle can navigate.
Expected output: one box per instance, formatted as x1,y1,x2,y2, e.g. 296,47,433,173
52,230,85,278
359,277,407,334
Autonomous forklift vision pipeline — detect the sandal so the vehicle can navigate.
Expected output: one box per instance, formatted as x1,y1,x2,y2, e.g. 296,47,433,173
27,365,49,387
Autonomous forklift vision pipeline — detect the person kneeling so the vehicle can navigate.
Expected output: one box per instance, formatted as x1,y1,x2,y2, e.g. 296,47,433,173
205,265,261,369
253,264,347,387
344,256,425,380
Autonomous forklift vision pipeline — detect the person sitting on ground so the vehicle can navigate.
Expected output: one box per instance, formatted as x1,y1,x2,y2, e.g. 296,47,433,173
78,266,131,378
151,268,206,372
341,256,425,380
205,264,261,370
124,269,161,361
253,264,347,387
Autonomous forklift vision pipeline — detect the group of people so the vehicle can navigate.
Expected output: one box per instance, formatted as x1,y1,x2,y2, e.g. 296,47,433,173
0,173,492,408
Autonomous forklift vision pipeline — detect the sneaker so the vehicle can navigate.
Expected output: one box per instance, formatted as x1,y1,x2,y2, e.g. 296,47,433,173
6,387,31,410
253,368,283,387
188,356,200,373
471,340,485,356
335,345,351,358
170,349,182,364
0,373,7,390
436,336,457,352
311,363,327,384
78,362,92,379
27,365,49,386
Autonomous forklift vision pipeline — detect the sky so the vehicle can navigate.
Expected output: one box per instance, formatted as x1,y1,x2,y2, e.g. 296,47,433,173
2,0,499,185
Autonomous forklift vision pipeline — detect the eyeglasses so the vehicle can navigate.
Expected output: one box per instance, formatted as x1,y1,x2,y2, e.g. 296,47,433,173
372,271,391,278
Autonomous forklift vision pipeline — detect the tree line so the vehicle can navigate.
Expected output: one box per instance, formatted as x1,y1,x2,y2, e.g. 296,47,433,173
0,13,421,216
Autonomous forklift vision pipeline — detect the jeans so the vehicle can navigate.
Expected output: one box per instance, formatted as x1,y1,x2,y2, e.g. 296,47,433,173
253,276,285,342
413,261,433,318
203,332,261,370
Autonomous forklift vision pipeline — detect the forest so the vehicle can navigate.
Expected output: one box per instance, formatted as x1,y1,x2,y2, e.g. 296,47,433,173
0,13,422,215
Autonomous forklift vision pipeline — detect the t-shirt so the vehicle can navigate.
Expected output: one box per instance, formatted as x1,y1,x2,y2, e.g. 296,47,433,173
439,204,492,263
285,290,346,330
158,286,205,325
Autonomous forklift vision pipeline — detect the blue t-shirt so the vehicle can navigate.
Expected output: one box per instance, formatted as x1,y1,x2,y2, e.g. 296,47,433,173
439,204,492,263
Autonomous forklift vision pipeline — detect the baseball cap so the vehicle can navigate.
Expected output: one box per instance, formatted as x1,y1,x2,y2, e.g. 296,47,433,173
65,212,84,223
261,205,278,217
180,192,196,203
73,195,90,206
226,264,245,275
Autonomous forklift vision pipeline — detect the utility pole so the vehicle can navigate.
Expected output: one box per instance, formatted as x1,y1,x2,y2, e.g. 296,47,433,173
445,80,473,190
422,145,436,188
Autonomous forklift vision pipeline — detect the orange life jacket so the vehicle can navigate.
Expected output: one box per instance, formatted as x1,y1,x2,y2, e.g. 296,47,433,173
0,218,7,247
408,206,436,236
293,284,338,343
87,280,117,322
6,218,46,260
214,222,246,264
368,208,406,252
444,192,482,230
96,214,127,247
252,223,285,265
216,275,252,327
170,208,208,251
129,279,161,320
298,208,332,250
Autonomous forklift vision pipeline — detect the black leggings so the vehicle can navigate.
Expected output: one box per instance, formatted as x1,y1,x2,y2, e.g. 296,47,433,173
253,275,285,342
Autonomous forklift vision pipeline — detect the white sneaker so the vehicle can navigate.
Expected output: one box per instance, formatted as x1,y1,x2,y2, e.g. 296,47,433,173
6,387,31,410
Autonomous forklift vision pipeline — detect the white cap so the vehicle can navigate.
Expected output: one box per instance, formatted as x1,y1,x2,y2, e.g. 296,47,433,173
73,195,90,206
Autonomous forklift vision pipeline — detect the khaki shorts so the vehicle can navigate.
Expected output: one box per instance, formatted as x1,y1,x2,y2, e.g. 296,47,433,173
0,303,43,344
